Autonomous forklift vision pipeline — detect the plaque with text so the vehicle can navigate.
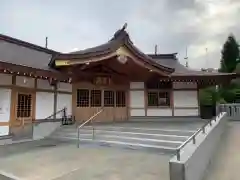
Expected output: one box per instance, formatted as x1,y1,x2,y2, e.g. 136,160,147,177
93,77,111,86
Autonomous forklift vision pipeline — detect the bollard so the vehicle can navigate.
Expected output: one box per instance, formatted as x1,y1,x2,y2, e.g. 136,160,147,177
193,135,196,144
177,149,180,161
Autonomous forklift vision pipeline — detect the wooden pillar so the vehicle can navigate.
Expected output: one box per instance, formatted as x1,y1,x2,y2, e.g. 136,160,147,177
144,83,147,117
53,84,58,121
170,81,174,116
171,89,174,116
32,78,37,122
9,75,16,127
197,83,200,116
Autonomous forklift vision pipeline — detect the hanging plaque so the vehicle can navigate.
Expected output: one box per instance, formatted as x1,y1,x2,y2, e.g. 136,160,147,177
93,76,111,86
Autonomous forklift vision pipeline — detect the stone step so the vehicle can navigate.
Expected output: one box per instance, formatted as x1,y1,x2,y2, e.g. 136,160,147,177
59,126,195,137
49,135,177,153
52,133,183,148
52,130,188,142
49,123,197,153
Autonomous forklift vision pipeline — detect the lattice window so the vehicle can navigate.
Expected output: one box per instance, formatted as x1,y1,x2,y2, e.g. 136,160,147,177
17,94,32,118
104,90,115,107
77,89,89,107
116,91,126,107
91,90,102,107
147,91,170,107
148,92,159,107
158,92,170,106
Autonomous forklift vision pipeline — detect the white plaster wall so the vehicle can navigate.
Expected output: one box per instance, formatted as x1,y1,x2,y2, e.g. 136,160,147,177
58,82,72,92
0,126,9,136
0,89,11,122
0,74,12,85
147,109,172,116
16,76,35,88
35,92,54,119
130,91,145,108
130,82,144,89
174,108,199,116
0,88,11,136
130,109,145,116
173,82,197,89
37,79,54,90
56,93,72,118
174,91,198,108
129,82,145,116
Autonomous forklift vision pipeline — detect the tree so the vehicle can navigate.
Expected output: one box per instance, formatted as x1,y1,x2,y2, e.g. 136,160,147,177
199,86,219,105
219,34,240,73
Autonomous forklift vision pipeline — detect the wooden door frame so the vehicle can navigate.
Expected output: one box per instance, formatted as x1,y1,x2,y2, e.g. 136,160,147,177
73,82,129,122
11,87,36,126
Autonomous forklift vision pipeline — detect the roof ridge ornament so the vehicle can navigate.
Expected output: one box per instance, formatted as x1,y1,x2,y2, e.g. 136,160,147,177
113,23,128,40
122,23,128,31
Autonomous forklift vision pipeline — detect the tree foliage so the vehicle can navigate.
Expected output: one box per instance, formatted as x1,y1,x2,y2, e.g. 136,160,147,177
200,34,240,109
199,86,219,105
219,34,240,73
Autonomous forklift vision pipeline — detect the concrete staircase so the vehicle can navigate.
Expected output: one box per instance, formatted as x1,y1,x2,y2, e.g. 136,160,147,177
49,124,196,153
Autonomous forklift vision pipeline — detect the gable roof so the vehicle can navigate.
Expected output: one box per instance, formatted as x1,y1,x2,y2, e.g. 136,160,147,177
149,54,236,77
50,25,175,74
0,28,235,80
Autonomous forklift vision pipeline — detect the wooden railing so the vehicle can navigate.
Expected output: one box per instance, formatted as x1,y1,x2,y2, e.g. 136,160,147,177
217,103,240,121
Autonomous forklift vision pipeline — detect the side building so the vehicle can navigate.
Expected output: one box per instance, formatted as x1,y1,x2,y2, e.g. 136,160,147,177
0,34,72,136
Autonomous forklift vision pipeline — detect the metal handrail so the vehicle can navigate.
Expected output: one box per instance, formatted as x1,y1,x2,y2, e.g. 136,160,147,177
77,108,104,148
45,107,66,120
11,107,67,128
175,112,224,161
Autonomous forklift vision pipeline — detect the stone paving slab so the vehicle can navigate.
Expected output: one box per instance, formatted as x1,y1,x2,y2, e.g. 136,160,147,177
203,122,240,180
0,139,171,180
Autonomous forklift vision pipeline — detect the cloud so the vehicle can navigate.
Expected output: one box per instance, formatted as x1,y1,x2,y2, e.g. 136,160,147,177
0,0,239,69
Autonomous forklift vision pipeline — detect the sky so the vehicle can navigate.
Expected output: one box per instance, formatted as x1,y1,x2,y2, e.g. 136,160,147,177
0,0,240,69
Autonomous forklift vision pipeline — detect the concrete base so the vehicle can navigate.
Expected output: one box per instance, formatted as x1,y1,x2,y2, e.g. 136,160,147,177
169,113,228,180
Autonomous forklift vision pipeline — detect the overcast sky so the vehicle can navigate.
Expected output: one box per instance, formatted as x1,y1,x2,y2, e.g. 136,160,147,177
1,0,240,69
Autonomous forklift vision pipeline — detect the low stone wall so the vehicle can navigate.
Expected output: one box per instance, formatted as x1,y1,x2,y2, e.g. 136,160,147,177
0,121,61,145
217,104,240,121
169,112,228,180
33,121,61,140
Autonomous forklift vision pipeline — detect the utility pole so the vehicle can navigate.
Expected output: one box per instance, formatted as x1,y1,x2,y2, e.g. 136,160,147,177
184,47,189,67
45,37,48,48
205,47,208,69
155,45,158,55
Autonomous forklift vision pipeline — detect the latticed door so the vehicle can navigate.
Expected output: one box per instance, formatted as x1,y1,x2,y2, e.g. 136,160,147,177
16,92,33,124
76,88,127,122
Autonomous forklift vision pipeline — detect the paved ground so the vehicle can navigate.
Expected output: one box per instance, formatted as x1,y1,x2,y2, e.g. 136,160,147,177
0,139,172,180
0,121,205,180
204,121,240,180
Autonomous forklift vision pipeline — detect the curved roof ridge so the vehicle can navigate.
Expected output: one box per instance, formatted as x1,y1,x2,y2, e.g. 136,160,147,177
53,24,175,73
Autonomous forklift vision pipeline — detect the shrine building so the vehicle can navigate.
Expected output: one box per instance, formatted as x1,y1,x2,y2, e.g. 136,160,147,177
0,25,235,136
